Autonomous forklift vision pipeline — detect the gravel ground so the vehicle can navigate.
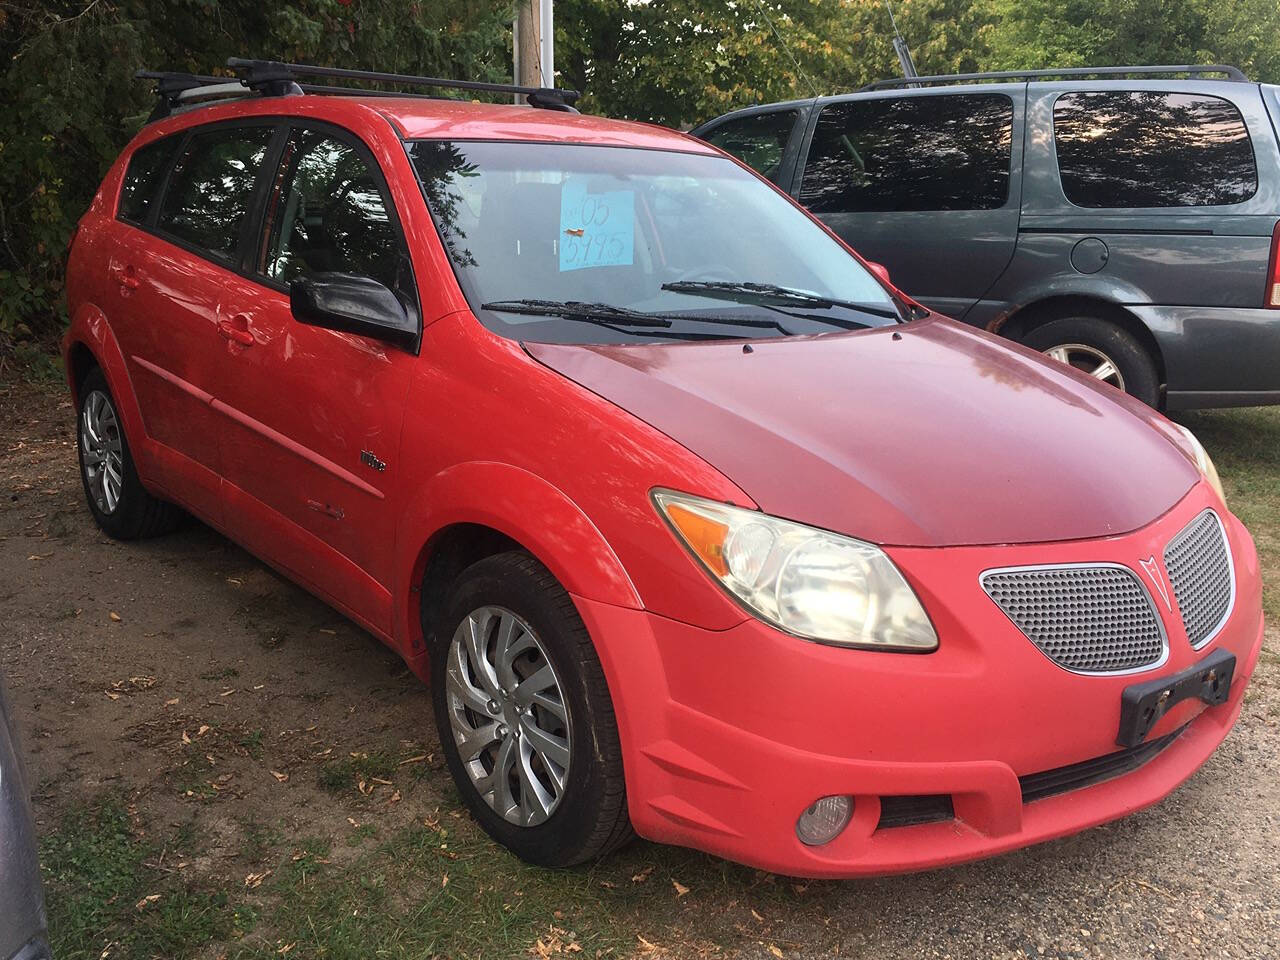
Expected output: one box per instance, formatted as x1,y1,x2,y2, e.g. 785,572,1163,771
2,379,1278,959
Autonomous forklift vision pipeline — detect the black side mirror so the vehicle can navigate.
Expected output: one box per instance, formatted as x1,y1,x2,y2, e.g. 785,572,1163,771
290,272,419,350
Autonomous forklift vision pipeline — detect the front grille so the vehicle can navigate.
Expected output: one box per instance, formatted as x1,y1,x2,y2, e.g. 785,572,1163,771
1164,509,1234,648
1019,725,1186,803
982,565,1165,673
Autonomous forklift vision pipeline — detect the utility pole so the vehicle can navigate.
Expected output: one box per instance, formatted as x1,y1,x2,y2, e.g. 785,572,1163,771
514,0,554,98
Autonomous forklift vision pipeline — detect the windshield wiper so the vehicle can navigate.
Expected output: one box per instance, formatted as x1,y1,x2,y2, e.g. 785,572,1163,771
481,299,675,327
661,280,903,321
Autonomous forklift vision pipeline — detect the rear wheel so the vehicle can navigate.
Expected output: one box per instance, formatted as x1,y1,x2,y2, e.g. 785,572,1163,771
76,367,183,539
1022,315,1160,407
429,551,633,866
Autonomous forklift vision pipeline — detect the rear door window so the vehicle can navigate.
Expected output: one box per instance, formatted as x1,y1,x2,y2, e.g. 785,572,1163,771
701,110,799,184
1053,91,1257,207
156,125,276,261
118,136,180,225
798,94,1014,212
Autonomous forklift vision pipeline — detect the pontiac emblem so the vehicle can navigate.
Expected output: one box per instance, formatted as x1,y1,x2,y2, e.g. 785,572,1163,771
1139,555,1172,612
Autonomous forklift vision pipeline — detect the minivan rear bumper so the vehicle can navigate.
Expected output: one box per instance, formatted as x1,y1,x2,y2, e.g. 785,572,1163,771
1132,304,1280,408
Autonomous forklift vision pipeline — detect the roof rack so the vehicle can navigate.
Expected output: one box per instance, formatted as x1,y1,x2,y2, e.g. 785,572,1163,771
137,57,581,122
861,64,1248,91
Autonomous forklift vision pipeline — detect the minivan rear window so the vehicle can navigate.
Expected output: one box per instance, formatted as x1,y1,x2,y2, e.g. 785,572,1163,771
798,94,1014,213
118,135,180,225
1053,91,1257,208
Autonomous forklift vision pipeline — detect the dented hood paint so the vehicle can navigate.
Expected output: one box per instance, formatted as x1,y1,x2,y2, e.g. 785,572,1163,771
525,317,1199,547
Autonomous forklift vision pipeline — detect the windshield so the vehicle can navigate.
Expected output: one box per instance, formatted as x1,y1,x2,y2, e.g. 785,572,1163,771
406,140,900,344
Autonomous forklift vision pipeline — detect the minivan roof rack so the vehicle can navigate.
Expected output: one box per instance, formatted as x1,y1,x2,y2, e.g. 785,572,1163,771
861,64,1248,91
137,57,581,123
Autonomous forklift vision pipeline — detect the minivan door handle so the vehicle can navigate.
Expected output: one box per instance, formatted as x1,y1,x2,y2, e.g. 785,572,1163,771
217,316,255,347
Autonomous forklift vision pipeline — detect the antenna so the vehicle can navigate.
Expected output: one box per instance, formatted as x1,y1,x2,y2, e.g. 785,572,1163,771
884,1,919,85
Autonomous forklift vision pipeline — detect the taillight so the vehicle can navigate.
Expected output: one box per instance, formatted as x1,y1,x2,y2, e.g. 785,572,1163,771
1268,218,1280,308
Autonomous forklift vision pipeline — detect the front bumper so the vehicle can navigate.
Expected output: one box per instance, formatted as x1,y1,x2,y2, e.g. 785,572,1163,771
578,483,1264,877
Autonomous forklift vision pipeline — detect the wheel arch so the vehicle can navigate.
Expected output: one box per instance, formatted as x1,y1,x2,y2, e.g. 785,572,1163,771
61,303,150,461
396,462,642,676
991,295,1167,387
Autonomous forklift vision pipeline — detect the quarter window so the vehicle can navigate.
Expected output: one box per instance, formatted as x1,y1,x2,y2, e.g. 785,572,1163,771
156,125,275,261
1053,91,1257,208
119,136,179,225
799,94,1013,213
702,110,799,184
260,129,406,293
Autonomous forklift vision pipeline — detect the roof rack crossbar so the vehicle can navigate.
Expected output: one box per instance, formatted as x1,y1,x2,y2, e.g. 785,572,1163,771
226,58,580,111
861,64,1248,91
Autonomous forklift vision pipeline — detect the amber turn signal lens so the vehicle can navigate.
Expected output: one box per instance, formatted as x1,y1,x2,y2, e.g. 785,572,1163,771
663,502,730,577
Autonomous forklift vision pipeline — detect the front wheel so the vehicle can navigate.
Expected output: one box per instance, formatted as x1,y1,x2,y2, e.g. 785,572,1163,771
1022,316,1160,407
429,551,633,866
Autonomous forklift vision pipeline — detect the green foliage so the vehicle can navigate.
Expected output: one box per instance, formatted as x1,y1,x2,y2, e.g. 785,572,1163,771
0,0,515,360
6,0,1280,372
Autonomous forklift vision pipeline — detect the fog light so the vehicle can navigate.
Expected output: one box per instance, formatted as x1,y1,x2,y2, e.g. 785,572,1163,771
795,795,853,846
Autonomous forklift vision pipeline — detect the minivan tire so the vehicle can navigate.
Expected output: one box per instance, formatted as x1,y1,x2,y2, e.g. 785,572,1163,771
430,550,633,866
1022,316,1160,407
76,367,185,539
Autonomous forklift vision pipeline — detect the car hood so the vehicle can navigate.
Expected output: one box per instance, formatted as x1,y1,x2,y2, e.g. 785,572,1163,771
525,317,1199,547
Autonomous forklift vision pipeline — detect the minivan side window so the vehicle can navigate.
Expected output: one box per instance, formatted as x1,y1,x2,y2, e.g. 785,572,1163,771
259,128,408,295
118,136,180,225
1053,91,1257,208
702,110,799,184
156,125,276,261
799,94,1013,213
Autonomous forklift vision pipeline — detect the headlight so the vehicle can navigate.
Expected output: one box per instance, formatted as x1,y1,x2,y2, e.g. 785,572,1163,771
652,489,937,651
1172,423,1226,506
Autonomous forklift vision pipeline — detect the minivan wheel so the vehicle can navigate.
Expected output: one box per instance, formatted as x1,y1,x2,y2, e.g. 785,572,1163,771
1022,316,1160,407
76,368,183,539
429,550,633,866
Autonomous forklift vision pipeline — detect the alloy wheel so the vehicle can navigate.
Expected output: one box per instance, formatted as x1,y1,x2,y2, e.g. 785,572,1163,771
81,389,125,515
1043,343,1125,390
444,605,571,827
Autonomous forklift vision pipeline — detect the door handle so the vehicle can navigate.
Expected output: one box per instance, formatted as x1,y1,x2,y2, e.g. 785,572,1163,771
115,264,140,291
217,318,255,347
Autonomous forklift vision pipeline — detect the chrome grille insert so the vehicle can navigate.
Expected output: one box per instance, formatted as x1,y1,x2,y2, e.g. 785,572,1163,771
981,564,1167,674
1163,509,1234,649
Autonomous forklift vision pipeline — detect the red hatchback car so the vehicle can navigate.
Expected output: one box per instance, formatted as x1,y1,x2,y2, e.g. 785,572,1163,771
63,60,1264,878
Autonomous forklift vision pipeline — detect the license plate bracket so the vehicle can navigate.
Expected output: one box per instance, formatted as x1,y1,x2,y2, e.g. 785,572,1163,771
1116,648,1235,748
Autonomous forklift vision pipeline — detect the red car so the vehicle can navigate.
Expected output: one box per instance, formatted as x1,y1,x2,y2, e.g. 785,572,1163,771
62,60,1264,878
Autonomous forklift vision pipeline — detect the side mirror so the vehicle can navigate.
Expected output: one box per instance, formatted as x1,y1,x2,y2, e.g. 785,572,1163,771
290,272,419,350
865,261,892,286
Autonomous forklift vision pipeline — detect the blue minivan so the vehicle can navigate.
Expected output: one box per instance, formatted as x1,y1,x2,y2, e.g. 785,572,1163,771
693,65,1280,409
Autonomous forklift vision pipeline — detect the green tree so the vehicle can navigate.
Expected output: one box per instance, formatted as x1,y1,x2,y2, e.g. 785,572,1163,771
0,0,514,364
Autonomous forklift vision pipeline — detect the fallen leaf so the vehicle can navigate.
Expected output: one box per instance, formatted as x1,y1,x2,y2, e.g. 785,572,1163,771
751,908,766,922
442,873,449,887
135,894,161,910
244,870,272,888
105,692,120,701
165,698,179,706
271,770,289,783
109,611,122,622
388,790,401,804
197,725,211,737
399,754,427,765
768,947,784,958
672,879,689,897
347,817,360,828
181,731,191,745
632,866,654,884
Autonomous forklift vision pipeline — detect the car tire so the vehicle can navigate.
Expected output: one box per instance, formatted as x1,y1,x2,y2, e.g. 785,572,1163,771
429,550,633,866
76,367,184,540
1022,316,1160,407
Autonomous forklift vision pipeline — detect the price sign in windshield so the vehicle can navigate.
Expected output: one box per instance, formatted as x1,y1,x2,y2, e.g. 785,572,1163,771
559,180,635,272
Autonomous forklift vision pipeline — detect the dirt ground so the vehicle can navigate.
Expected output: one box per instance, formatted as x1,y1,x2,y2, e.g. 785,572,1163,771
3,377,1279,959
